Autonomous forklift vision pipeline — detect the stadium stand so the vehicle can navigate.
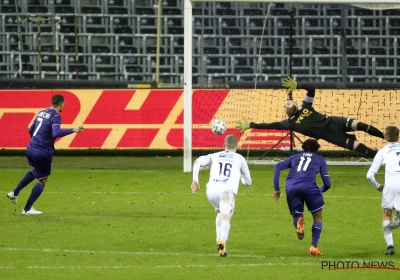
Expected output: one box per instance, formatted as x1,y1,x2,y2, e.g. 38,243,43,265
0,0,400,84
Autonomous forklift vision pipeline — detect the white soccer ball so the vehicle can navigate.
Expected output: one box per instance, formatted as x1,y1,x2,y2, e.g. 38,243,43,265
211,119,227,135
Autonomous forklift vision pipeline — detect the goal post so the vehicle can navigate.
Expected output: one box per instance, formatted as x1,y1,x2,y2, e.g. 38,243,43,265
183,0,400,172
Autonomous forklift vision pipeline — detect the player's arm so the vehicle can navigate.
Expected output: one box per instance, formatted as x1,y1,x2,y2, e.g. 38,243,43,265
366,150,384,190
273,158,291,200
191,155,211,193
52,116,84,138
29,122,35,138
282,77,316,105
319,160,331,193
250,120,290,130
240,159,252,186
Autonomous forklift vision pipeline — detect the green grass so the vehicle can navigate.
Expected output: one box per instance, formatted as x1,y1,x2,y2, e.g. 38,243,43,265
0,156,398,279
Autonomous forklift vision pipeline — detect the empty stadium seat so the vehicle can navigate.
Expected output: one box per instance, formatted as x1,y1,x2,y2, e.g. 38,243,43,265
81,6,102,14
108,7,128,14
1,5,21,13
28,5,48,13
135,7,155,15
55,5,75,13
163,8,181,15
118,46,138,53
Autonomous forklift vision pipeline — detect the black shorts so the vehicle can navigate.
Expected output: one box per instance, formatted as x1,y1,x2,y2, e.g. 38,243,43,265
319,117,357,150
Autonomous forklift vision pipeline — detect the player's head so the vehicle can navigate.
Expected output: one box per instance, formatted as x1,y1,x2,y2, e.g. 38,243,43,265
224,134,238,151
52,94,65,112
302,138,321,153
384,126,399,142
284,100,298,117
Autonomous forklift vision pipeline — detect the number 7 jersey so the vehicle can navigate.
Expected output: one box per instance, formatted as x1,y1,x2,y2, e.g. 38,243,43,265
28,107,62,153
192,151,252,195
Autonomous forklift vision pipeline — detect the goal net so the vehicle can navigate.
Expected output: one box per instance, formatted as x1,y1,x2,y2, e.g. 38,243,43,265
184,0,400,171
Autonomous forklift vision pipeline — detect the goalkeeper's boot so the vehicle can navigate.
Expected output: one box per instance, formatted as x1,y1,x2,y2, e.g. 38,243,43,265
391,211,400,229
217,240,228,257
7,191,18,204
310,245,322,256
296,217,305,240
384,246,394,255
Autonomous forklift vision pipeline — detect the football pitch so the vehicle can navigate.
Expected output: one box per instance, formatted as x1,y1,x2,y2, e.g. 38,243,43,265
0,156,398,279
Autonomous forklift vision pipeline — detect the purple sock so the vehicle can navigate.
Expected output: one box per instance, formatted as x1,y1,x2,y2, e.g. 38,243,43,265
14,171,35,196
24,183,45,211
311,222,322,247
293,217,299,229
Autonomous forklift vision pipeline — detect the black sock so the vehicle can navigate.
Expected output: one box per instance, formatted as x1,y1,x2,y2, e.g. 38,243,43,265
357,122,384,139
355,143,377,158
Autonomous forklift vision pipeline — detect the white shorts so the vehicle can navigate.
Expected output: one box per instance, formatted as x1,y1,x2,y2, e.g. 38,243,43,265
382,183,400,210
206,185,236,217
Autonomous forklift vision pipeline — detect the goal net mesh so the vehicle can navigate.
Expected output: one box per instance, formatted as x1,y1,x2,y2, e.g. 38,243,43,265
191,2,400,160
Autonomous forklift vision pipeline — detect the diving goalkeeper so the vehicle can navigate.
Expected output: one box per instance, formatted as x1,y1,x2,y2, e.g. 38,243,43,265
236,77,384,158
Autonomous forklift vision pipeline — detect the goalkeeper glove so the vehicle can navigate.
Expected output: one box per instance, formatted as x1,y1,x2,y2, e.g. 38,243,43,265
236,118,250,133
282,76,297,94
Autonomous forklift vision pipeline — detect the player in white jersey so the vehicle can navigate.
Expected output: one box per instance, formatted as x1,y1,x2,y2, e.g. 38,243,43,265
191,134,252,257
366,126,400,255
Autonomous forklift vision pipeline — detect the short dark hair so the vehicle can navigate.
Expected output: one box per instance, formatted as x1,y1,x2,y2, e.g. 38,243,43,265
225,134,238,150
385,126,399,142
52,94,64,106
301,138,320,153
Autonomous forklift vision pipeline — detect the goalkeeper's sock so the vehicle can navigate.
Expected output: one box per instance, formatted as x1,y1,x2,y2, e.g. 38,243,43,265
311,222,322,247
383,220,394,247
357,122,385,139
355,143,377,158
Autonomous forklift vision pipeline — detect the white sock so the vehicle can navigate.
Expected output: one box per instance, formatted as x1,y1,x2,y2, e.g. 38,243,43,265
383,220,394,247
220,220,231,243
216,213,221,242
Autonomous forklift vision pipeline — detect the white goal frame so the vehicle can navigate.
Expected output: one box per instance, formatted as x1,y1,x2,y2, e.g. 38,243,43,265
183,0,400,172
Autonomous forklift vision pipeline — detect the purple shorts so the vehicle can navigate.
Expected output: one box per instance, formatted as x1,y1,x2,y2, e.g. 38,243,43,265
26,146,52,180
286,185,324,216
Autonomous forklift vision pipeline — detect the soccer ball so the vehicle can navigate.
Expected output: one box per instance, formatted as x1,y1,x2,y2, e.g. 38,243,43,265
211,119,227,135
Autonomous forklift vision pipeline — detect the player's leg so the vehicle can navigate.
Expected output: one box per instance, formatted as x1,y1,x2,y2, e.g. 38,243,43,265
350,119,384,139
206,185,222,249
326,117,377,158
7,148,36,204
217,189,235,257
22,150,52,215
305,188,324,256
383,208,394,255
23,177,47,215
286,189,305,240
382,185,395,255
390,189,400,229
310,210,323,256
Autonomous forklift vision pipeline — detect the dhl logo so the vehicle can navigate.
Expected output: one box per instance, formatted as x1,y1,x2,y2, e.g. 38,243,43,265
0,89,244,149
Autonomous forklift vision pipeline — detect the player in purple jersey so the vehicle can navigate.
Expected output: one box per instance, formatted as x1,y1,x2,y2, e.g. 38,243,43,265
7,94,84,215
273,139,331,256
236,77,384,158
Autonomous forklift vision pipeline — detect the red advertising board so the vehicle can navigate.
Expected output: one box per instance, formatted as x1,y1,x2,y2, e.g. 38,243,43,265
0,88,393,150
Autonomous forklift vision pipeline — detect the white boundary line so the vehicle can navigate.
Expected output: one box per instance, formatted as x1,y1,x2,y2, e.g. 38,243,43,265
0,247,333,263
0,190,380,199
